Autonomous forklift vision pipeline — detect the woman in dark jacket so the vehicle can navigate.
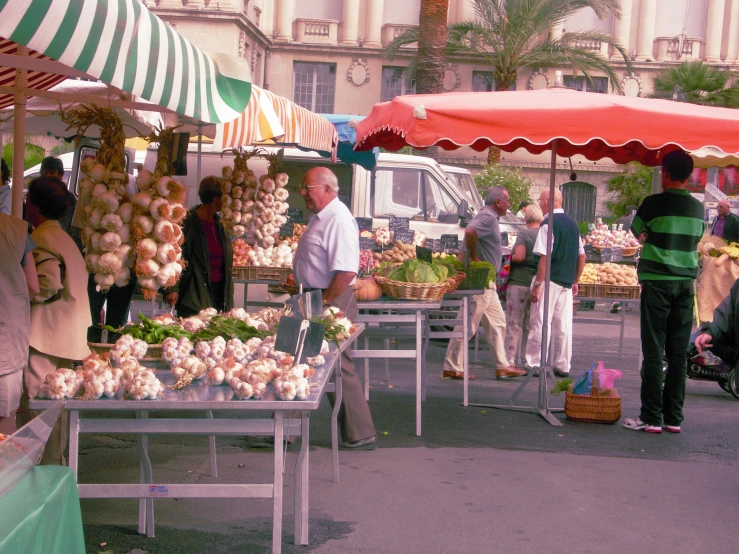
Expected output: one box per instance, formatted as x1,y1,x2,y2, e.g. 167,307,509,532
165,176,233,317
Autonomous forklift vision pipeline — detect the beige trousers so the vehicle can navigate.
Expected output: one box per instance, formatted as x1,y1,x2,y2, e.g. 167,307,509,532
17,347,71,466
524,281,573,373
444,287,510,372
504,284,534,366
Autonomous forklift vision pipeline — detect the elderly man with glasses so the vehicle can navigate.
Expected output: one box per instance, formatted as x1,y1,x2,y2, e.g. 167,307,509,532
292,167,377,451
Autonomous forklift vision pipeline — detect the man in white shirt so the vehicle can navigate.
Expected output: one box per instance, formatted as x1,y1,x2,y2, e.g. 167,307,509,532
525,189,586,377
293,167,376,451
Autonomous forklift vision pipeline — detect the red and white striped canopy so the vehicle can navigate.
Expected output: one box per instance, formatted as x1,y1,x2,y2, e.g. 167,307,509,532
0,39,66,109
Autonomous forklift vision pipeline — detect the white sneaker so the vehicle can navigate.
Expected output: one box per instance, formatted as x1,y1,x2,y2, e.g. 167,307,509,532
622,417,662,433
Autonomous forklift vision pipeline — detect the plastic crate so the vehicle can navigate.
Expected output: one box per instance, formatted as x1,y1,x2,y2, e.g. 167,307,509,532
598,284,640,299
458,267,490,290
577,283,598,298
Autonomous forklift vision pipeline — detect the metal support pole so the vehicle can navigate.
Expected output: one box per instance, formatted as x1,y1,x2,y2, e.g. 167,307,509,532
11,45,28,218
469,140,563,426
197,121,203,185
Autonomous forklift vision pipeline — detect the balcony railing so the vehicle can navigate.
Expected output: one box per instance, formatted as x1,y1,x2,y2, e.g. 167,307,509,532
382,24,418,47
296,18,339,45
655,36,703,61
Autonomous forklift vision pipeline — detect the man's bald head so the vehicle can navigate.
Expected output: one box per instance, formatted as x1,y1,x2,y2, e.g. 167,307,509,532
304,166,339,193
539,188,563,212
717,199,731,216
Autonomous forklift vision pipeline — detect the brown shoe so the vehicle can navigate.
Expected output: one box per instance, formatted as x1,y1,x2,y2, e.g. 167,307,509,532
442,370,476,380
496,367,527,379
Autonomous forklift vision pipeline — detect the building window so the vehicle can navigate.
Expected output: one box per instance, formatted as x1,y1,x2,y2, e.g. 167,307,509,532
381,67,416,102
254,7,261,27
472,71,494,92
242,0,249,15
293,62,336,113
561,182,596,223
563,76,608,93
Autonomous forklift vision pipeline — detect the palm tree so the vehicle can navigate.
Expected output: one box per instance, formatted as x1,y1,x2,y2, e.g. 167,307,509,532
651,60,739,108
386,0,632,162
416,0,450,96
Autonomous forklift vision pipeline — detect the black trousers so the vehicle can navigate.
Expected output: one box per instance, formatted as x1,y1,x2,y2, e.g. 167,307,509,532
88,274,137,328
639,280,695,427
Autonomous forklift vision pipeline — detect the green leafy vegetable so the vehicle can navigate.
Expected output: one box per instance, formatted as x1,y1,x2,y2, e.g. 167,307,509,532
191,316,266,342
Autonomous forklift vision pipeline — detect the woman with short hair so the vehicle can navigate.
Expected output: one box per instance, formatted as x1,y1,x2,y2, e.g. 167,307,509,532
165,176,234,317
504,204,544,366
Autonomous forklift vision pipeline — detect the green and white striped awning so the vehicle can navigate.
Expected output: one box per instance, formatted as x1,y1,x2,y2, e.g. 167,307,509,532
0,0,251,123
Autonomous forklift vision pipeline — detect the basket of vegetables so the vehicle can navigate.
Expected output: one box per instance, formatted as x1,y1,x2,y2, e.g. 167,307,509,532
374,259,458,301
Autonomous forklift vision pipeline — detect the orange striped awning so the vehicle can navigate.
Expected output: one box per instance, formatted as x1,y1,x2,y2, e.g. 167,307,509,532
215,85,337,157
0,39,67,109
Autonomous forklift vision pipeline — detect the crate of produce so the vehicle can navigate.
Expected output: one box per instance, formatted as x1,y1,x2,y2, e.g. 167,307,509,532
233,266,292,282
577,283,598,298
444,272,466,294
565,384,621,424
597,284,640,299
457,267,489,291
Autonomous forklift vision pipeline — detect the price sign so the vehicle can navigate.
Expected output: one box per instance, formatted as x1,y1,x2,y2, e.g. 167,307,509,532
416,246,433,262
394,229,416,244
287,208,304,223
440,234,459,252
359,237,377,251
389,217,410,232
600,247,623,262
355,217,373,232
426,239,442,253
279,221,295,237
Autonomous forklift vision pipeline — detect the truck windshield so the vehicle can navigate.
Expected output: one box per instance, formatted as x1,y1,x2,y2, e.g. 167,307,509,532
445,171,482,210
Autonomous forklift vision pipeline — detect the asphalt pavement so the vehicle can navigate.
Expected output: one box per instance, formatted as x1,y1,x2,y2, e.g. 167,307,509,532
80,302,739,554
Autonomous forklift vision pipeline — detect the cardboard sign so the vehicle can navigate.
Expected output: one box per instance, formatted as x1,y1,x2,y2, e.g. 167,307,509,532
600,247,623,262
389,217,410,232
355,217,373,232
440,234,459,252
359,237,377,251
394,229,416,244
287,208,304,223
279,221,295,237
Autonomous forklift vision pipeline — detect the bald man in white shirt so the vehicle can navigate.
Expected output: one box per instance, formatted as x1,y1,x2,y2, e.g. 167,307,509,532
293,167,376,451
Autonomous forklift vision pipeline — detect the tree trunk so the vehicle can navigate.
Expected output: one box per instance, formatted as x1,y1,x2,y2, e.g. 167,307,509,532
416,0,450,160
486,73,516,164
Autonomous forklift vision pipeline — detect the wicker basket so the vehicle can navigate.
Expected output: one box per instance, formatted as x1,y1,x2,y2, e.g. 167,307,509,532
87,342,163,362
444,272,466,294
593,245,639,257
565,383,621,424
374,276,453,301
457,267,489,291
232,266,292,282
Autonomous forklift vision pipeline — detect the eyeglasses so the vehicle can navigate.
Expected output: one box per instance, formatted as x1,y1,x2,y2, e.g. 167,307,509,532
299,184,321,191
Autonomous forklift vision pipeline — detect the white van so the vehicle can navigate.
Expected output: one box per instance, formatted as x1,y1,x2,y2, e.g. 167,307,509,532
441,164,483,210
24,143,145,196
143,146,482,243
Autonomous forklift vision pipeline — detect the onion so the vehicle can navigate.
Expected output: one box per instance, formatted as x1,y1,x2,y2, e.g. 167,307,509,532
90,233,102,252
89,208,102,229
169,204,187,224
94,272,115,290
132,192,153,211
150,198,172,221
79,178,94,199
118,203,133,223
92,183,108,197
101,213,123,232
154,220,176,243
90,164,107,182
136,169,153,191
157,243,177,264
85,254,100,273
222,166,233,180
156,177,172,197
136,238,158,260
135,258,160,279
156,264,178,288
118,224,130,244
115,244,132,265
100,232,122,252
98,252,123,274
97,192,120,213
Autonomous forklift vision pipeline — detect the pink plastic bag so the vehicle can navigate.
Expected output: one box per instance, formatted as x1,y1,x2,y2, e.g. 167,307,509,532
595,366,622,390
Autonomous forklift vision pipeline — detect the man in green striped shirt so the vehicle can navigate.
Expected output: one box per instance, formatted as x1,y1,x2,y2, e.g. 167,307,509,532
623,150,705,434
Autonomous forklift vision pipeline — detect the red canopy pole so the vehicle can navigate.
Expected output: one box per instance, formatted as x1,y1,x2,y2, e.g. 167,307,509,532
11,45,28,218
539,140,557,370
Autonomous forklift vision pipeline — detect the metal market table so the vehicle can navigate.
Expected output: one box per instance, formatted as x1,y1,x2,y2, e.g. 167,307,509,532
233,278,286,311
573,296,639,358
426,290,484,407
353,298,442,436
29,329,362,554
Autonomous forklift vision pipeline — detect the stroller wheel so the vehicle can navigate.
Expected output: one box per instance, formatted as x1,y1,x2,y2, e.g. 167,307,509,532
719,379,731,393
728,370,739,400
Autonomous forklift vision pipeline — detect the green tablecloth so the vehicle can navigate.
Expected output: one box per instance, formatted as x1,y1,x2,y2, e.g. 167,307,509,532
0,466,85,554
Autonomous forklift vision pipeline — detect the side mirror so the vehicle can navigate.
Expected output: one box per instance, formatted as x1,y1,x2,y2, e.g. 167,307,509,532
457,199,469,228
